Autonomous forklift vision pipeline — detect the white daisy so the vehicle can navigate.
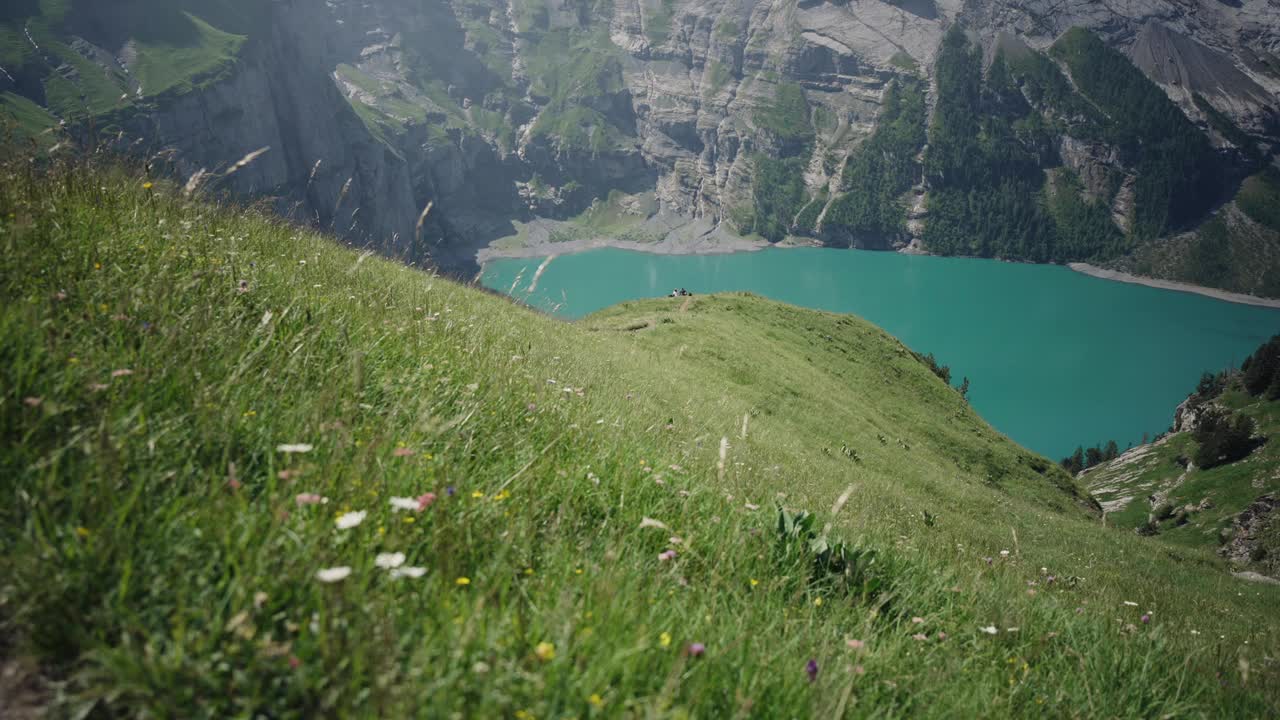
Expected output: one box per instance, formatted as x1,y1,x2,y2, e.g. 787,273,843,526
390,566,427,579
316,566,352,583
389,497,418,511
335,511,366,529
375,552,406,569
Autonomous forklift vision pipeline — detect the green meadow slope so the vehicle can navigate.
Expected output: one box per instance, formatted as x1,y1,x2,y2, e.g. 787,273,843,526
2,156,1279,717
1087,384,1280,567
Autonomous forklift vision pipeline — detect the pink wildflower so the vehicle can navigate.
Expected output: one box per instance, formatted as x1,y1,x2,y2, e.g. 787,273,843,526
417,492,437,511
687,642,705,657
393,447,415,457
659,550,677,562
295,493,325,505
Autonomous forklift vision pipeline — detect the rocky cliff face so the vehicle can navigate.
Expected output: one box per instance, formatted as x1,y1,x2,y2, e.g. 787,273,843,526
4,0,1279,278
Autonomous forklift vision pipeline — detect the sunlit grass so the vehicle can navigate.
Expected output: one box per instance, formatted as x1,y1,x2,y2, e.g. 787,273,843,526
0,153,1277,716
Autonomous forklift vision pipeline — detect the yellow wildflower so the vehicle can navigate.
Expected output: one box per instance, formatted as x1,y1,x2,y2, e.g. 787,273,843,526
814,597,823,607
471,491,484,499
75,526,90,538
659,631,672,648
750,578,759,587
455,577,471,586
588,693,604,708
534,641,555,661
142,181,153,190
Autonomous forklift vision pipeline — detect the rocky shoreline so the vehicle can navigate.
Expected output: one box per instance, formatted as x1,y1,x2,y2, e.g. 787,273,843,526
1068,263,1280,309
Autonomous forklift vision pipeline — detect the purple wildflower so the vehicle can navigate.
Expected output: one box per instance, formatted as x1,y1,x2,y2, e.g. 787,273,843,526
687,643,705,657
806,658,819,683
445,485,456,497
659,550,677,561
1141,614,1151,624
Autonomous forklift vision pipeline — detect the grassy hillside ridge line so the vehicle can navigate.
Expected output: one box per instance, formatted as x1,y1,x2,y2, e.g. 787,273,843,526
1,154,1278,715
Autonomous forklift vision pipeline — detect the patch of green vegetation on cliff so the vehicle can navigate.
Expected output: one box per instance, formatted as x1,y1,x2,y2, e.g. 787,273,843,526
0,90,57,140
575,190,655,229
458,17,511,82
525,29,624,106
645,0,677,45
753,81,813,149
704,60,731,97
1005,50,1106,139
750,154,808,242
822,78,926,247
2,155,1279,715
1051,27,1223,241
715,18,738,42
1044,169,1124,261
888,50,918,73
523,28,631,153
1238,168,1280,233
126,12,247,97
511,0,550,33
530,105,629,154
336,63,383,96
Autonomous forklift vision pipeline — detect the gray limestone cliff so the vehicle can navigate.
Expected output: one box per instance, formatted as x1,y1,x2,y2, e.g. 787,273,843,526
3,0,1279,280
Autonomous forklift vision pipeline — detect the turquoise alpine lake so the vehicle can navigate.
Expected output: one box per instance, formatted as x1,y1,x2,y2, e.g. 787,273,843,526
481,247,1280,460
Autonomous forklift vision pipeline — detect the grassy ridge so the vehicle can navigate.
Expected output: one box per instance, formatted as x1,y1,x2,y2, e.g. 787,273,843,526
0,0,253,122
1,155,1278,716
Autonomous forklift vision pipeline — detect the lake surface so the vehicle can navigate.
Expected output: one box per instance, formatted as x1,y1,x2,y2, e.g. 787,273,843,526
481,247,1280,460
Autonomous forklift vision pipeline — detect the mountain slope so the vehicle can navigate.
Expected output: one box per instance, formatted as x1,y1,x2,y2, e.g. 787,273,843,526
2,155,1279,716
1086,344,1280,580
3,1,1279,293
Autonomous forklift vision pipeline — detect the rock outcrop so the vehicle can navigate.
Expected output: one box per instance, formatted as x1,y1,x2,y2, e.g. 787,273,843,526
1220,493,1279,579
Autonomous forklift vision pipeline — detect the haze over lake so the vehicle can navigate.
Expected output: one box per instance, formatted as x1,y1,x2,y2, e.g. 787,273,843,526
482,247,1280,460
